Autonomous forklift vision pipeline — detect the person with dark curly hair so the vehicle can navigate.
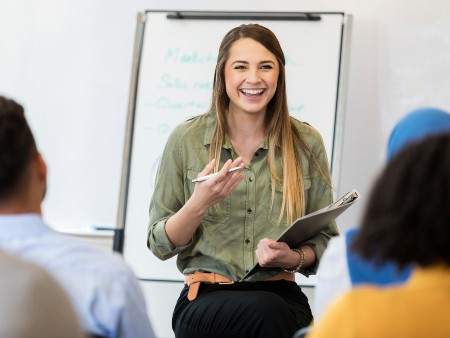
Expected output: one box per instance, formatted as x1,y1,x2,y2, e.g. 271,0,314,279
314,107,450,323
307,132,450,338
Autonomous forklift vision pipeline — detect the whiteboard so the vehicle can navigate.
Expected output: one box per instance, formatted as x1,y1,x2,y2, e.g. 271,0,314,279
119,11,351,283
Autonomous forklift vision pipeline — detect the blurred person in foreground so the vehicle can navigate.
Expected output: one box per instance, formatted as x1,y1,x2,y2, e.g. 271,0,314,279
308,132,450,337
0,95,155,338
313,107,450,323
0,249,86,338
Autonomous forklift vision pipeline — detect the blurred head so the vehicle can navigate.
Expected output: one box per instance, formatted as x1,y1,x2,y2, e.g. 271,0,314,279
0,96,37,199
387,107,450,161
353,133,450,268
0,96,46,209
210,23,288,127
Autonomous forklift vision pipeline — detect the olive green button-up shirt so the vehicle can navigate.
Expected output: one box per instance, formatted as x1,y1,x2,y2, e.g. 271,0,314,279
148,113,339,281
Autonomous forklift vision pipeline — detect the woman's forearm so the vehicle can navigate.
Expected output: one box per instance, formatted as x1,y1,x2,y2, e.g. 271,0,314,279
164,197,208,247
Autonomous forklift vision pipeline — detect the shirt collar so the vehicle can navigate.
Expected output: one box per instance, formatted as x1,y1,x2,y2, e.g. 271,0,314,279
0,213,51,240
202,113,271,150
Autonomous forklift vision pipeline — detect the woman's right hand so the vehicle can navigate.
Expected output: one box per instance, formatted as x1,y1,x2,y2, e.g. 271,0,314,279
164,157,244,247
191,158,245,212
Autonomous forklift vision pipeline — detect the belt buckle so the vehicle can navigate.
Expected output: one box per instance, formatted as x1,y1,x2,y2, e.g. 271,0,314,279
218,281,234,284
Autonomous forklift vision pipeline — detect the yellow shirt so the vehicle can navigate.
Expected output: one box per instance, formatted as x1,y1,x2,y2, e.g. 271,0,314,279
308,265,450,338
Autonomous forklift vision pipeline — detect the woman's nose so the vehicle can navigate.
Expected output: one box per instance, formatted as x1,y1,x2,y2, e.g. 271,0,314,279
246,68,261,83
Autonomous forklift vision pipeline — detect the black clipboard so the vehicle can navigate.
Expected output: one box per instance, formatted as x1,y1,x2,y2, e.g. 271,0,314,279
241,189,360,281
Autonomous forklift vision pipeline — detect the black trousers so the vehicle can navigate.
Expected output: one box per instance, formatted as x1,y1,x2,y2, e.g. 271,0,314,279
173,280,313,338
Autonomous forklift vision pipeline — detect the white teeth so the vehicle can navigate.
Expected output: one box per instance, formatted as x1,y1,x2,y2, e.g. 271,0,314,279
241,89,264,95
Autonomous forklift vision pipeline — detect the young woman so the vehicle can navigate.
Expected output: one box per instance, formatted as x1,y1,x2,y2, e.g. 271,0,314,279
148,24,338,338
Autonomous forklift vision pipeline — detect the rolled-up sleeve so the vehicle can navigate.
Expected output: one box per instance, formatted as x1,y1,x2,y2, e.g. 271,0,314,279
147,125,190,260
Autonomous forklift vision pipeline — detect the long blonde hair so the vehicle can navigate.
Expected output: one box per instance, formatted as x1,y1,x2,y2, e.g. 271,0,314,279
208,24,322,224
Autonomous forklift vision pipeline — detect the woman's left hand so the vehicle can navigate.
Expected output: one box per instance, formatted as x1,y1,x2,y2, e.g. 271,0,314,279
255,238,300,268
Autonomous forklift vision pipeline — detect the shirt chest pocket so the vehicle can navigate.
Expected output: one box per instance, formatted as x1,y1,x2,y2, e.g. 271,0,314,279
267,176,311,226
187,169,231,223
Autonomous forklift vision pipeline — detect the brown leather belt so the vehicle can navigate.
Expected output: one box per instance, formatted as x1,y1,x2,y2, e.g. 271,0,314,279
184,271,295,301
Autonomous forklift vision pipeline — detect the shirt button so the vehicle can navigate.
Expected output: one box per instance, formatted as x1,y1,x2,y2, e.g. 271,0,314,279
247,208,252,214
245,239,250,244
248,177,253,182
254,152,259,157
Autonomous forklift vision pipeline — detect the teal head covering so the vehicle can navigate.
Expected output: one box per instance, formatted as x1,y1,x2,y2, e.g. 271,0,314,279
387,107,450,161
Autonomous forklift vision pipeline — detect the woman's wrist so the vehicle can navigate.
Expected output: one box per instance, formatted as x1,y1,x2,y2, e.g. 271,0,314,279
283,247,306,273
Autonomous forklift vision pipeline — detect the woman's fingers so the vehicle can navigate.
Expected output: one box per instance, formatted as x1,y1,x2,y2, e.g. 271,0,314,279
198,159,216,178
193,158,245,207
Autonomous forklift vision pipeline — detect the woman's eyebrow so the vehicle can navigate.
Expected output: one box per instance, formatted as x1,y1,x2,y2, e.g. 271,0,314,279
259,60,276,64
230,60,276,65
230,60,249,65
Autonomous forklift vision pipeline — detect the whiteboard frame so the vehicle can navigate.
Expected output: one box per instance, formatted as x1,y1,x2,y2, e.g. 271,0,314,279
116,11,352,286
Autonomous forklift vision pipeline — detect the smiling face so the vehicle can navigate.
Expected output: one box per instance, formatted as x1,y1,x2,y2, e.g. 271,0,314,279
224,38,279,117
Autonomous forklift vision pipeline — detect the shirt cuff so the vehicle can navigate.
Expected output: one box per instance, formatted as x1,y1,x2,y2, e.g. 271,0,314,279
152,219,191,257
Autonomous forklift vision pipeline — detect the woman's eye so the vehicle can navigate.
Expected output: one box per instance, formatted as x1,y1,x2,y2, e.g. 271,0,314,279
234,65,246,70
260,64,273,69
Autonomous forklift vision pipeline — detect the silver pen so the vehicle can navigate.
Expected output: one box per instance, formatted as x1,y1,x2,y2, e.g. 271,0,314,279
191,167,242,183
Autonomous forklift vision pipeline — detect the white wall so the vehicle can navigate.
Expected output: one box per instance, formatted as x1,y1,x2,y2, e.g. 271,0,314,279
2,1,450,337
